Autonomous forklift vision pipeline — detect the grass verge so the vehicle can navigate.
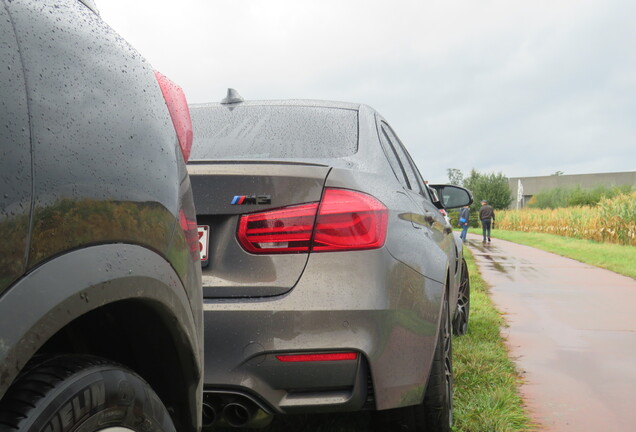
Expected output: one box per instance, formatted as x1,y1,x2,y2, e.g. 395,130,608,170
469,228,636,279
452,248,534,432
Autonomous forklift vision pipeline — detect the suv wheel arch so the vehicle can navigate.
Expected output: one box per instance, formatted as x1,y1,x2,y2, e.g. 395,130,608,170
0,244,202,432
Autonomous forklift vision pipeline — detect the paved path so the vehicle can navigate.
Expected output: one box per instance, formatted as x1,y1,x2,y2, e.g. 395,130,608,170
467,234,636,432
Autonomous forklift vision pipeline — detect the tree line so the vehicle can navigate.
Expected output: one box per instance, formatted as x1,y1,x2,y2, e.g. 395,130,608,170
447,168,512,211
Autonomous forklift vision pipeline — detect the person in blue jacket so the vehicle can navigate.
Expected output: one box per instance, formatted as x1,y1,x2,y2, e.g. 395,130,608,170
458,204,470,243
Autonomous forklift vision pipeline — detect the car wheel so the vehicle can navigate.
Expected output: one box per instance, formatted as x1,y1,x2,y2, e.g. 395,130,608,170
452,257,470,336
421,289,453,431
372,291,453,432
0,355,176,432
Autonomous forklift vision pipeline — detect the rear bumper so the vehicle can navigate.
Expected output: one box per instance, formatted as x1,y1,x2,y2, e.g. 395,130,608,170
202,249,445,413
204,308,378,414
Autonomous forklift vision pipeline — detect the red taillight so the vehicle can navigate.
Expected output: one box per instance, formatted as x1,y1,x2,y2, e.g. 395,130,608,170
237,203,318,254
236,188,388,254
179,209,199,258
313,188,388,251
276,352,358,362
154,71,193,162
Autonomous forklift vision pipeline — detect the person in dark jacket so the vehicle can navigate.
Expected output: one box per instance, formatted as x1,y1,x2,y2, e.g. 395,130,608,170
458,205,470,243
479,200,495,243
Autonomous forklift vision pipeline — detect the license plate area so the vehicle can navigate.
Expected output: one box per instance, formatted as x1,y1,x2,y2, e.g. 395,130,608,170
198,225,209,266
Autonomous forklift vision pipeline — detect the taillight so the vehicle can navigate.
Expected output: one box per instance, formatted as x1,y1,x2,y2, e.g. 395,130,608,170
179,209,200,258
236,188,388,254
313,188,388,251
154,71,193,162
237,203,319,253
276,352,358,362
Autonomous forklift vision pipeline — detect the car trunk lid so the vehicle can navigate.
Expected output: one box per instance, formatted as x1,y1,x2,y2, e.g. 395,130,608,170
188,161,330,298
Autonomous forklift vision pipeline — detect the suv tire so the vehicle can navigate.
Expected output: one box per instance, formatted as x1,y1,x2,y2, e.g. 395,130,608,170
0,355,175,432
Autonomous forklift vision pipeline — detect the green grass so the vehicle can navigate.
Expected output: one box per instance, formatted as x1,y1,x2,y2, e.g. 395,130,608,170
451,248,534,432
469,228,636,279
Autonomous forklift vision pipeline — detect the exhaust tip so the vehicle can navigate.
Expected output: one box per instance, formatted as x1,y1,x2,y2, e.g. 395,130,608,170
202,402,218,428
204,392,273,428
223,402,256,427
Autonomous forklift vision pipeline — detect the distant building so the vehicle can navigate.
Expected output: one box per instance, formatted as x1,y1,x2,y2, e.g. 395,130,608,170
508,171,636,208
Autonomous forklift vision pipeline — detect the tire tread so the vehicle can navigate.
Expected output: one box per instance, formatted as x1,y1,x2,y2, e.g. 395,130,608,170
0,355,121,430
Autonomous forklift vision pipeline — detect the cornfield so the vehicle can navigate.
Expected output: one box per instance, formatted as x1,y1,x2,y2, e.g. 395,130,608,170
497,192,636,246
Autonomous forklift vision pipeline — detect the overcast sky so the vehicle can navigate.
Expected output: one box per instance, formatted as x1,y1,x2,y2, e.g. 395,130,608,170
98,0,635,183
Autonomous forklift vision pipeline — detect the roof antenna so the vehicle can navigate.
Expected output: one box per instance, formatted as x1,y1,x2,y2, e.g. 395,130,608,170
221,88,244,104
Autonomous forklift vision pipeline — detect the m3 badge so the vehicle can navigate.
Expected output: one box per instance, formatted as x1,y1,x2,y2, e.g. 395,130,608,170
231,195,272,205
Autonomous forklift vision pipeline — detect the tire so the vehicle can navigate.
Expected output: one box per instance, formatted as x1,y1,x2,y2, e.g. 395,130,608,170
0,355,176,432
422,290,453,431
452,257,470,336
372,291,453,432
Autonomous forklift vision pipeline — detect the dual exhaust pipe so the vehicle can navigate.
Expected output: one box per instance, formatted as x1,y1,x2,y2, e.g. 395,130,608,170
202,393,272,429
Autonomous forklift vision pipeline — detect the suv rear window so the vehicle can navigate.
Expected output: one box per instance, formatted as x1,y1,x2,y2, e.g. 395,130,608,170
190,105,358,160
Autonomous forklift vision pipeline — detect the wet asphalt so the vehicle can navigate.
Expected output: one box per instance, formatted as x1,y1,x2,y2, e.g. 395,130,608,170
467,234,636,431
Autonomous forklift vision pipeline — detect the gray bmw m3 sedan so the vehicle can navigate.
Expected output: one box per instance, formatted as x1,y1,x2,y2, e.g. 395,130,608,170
188,90,472,431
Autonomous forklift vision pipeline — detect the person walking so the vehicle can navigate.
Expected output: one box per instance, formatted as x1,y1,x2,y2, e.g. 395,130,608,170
479,200,495,243
458,205,470,243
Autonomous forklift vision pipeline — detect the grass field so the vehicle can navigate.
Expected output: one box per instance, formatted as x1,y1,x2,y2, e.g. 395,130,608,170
470,228,636,279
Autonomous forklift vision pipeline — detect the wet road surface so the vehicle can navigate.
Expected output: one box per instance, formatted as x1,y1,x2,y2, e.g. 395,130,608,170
467,234,636,431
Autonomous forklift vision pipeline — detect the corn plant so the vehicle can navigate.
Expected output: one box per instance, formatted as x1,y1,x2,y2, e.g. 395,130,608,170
497,192,636,246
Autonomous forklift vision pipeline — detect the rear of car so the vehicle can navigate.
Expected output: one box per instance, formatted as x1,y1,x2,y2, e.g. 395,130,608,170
189,95,471,430
0,1,202,430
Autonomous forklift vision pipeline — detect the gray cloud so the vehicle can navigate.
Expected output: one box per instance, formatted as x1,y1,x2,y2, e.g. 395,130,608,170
99,0,636,183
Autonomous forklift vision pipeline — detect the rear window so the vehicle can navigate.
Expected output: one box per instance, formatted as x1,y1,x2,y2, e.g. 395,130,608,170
190,105,358,160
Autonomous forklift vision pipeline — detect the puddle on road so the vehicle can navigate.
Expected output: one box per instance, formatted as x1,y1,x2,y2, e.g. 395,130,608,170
468,241,510,274
467,240,539,279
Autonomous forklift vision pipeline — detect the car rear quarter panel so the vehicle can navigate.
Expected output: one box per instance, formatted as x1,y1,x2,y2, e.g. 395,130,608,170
6,0,182,270
324,167,449,285
0,2,31,295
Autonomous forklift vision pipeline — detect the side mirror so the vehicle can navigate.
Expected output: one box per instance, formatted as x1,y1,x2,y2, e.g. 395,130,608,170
428,184,473,209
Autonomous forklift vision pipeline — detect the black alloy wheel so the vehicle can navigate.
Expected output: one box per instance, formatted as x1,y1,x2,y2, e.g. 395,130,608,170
0,355,176,432
452,257,470,336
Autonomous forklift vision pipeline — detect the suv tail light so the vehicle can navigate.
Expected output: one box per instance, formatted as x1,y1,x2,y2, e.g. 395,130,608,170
237,188,388,254
155,71,193,162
